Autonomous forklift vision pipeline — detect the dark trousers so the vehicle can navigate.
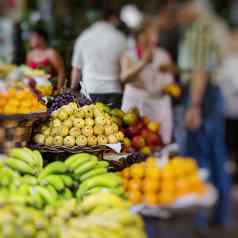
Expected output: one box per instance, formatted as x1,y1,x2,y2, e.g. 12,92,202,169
175,84,231,225
90,93,122,108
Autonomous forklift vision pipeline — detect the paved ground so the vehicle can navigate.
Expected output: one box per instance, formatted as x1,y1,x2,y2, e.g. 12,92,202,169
144,187,238,238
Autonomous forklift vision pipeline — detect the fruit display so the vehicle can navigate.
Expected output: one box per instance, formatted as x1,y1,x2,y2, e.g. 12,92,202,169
33,102,124,146
0,88,46,114
47,89,91,113
0,192,146,238
0,148,124,207
121,156,206,206
120,108,162,155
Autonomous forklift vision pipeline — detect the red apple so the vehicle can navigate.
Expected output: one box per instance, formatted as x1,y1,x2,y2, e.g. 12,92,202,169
141,128,150,138
132,135,146,149
126,125,140,138
146,133,160,147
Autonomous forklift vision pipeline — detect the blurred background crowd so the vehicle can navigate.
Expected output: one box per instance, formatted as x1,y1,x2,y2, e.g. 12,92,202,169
1,0,238,237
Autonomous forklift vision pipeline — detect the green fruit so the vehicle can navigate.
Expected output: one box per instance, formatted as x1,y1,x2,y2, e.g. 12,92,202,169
76,173,121,196
61,188,73,200
46,185,58,201
35,186,56,204
79,167,107,181
60,175,74,187
18,183,30,196
110,108,125,119
65,153,92,167
74,159,97,178
96,161,109,168
33,150,44,168
22,175,38,185
42,175,65,191
9,148,37,168
39,161,67,178
6,158,36,175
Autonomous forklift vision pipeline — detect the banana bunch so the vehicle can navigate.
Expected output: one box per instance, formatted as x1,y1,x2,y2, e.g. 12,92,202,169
6,148,43,176
65,153,124,199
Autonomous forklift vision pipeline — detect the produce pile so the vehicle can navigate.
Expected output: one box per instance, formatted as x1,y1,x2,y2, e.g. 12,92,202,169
121,108,162,155
0,192,146,238
33,102,124,146
0,147,124,207
121,156,205,206
0,88,46,115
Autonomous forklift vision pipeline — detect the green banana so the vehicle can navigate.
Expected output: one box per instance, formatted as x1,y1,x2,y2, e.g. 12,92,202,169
76,173,121,197
46,185,58,200
60,175,74,187
96,161,109,168
18,183,30,196
35,186,56,204
9,148,37,167
22,175,38,185
6,158,37,175
79,167,107,182
30,192,44,209
42,175,65,191
39,161,67,178
65,153,92,168
74,159,97,177
61,188,73,200
33,150,44,168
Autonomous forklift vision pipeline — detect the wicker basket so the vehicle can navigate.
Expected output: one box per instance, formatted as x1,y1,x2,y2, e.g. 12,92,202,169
0,112,48,153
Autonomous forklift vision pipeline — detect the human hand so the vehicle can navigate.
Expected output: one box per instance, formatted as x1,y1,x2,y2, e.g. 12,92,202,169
185,106,202,130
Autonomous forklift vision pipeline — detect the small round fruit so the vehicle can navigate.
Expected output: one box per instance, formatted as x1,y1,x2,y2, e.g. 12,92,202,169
81,126,93,137
45,136,54,146
69,127,81,137
111,123,119,133
115,131,124,141
52,119,62,127
42,128,51,137
58,110,68,121
121,168,131,179
61,104,74,114
73,118,85,128
104,114,113,125
104,125,114,136
54,136,64,146
34,134,45,144
93,124,104,135
74,109,85,118
142,180,159,193
144,193,158,206
97,135,108,144
128,179,141,190
63,119,73,128
85,118,94,127
60,126,69,137
95,115,106,125
87,135,98,146
51,110,59,118
68,102,78,112
130,163,144,179
108,134,118,144
82,106,93,118
128,190,142,204
50,127,60,136
76,135,88,146
64,136,75,146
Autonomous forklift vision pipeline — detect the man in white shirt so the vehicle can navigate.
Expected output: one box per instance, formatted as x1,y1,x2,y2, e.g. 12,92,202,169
71,9,127,108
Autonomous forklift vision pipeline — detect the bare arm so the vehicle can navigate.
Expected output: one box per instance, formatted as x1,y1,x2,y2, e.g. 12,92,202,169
71,67,81,90
120,55,146,84
48,49,65,93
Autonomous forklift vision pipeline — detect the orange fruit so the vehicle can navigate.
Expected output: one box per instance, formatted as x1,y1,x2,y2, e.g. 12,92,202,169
128,179,141,191
142,179,159,192
176,179,190,197
160,180,175,193
123,179,129,191
130,163,144,179
144,193,158,206
158,192,175,205
128,190,142,204
145,167,160,180
8,88,17,97
121,168,131,179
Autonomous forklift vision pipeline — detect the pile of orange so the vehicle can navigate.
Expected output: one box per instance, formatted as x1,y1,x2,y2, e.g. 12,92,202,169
121,156,205,206
0,88,46,115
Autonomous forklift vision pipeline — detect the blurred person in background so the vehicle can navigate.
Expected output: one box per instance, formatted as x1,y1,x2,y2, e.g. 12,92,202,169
219,27,238,180
121,19,175,144
176,0,231,231
71,9,127,108
26,26,65,94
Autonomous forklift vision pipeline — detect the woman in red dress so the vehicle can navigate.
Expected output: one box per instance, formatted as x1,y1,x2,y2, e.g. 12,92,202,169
26,27,65,94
